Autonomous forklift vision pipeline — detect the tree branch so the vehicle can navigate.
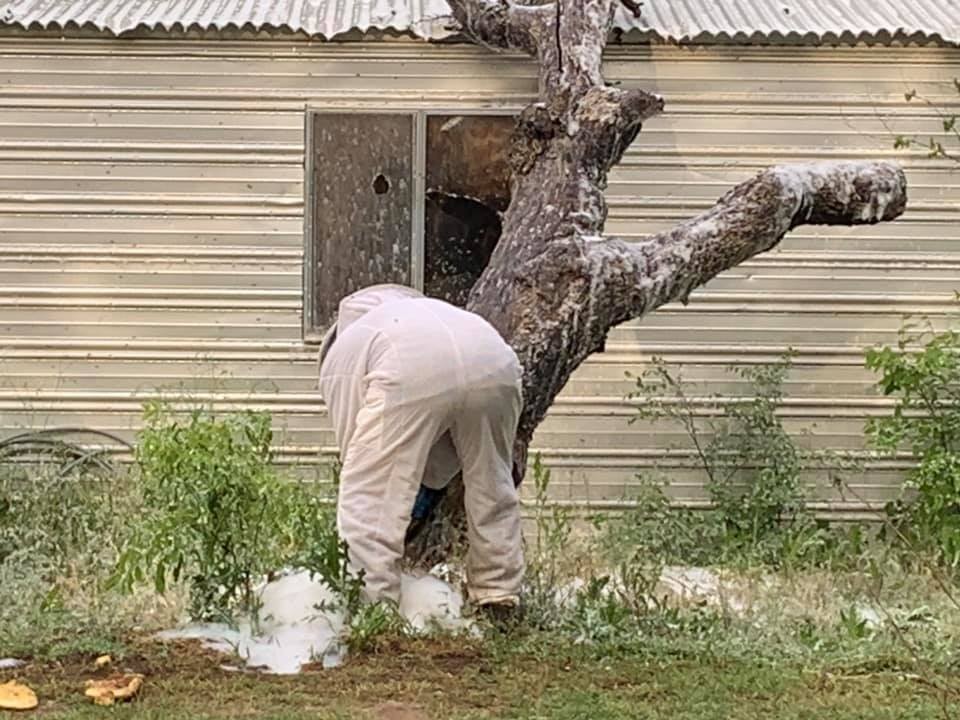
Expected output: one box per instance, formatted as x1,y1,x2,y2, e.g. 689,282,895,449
540,0,617,96
586,161,908,328
572,86,664,166
447,0,552,56
619,0,643,18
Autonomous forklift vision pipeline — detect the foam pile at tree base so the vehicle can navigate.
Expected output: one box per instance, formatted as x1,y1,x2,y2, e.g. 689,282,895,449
156,567,468,674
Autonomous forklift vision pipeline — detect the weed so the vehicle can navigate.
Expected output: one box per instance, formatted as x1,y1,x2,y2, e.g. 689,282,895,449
528,455,573,572
285,487,366,616
592,474,723,611
561,575,639,645
343,601,410,654
894,80,960,163
0,440,160,658
866,312,960,566
838,604,874,640
622,352,861,569
520,454,575,626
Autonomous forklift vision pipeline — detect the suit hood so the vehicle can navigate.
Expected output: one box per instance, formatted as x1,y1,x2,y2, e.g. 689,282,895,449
318,283,424,371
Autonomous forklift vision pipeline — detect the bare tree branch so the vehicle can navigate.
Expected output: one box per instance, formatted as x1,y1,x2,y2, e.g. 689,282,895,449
620,0,643,18
483,160,908,457
586,161,908,328
539,0,618,96
571,86,664,169
447,0,552,55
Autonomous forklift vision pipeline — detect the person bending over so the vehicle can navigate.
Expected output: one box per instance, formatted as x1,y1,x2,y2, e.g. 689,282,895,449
318,284,524,617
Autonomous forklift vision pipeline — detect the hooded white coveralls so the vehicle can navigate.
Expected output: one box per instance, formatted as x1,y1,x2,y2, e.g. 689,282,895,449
318,284,525,606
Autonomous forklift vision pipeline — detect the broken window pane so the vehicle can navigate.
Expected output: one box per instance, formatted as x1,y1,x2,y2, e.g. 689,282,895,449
424,114,515,307
307,112,414,333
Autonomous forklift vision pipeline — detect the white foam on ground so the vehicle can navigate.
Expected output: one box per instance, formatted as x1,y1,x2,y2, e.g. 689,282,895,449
553,566,749,615
399,570,465,632
0,659,25,670
156,567,469,674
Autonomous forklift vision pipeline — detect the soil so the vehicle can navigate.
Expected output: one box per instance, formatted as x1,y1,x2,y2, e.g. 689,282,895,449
0,632,950,719
1,634,502,718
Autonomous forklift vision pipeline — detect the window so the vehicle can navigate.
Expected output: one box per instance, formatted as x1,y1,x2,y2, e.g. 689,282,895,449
303,110,515,341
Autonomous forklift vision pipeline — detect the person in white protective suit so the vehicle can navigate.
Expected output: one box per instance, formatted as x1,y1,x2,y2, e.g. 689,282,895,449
318,284,525,614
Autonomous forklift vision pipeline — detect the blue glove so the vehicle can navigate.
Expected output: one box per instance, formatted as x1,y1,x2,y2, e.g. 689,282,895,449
411,484,446,521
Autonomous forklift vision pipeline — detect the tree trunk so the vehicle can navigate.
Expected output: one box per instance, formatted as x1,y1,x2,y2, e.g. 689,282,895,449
404,0,908,564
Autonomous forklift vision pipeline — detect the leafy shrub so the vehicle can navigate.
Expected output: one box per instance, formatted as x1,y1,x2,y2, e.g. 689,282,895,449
0,446,142,657
620,352,845,568
593,474,725,610
866,316,960,565
111,402,362,624
111,403,286,620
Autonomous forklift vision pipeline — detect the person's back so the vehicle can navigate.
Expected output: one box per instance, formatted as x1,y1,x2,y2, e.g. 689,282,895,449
336,296,519,405
319,286,524,609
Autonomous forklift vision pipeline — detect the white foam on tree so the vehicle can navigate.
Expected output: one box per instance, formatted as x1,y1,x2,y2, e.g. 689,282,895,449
156,567,469,674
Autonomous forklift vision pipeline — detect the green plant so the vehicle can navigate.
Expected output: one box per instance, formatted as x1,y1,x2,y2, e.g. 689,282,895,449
522,454,575,624
625,352,842,567
111,403,301,622
0,440,152,658
593,474,724,611
0,463,119,570
110,401,368,629
866,314,960,566
344,601,409,654
285,488,366,616
893,82,960,162
530,454,573,573
838,604,873,640
562,575,639,645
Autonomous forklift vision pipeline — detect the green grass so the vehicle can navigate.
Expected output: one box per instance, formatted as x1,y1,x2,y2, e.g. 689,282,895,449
2,633,953,719
3,428,960,720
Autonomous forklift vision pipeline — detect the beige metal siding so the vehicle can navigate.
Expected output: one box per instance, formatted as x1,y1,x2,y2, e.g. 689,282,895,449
1,39,958,514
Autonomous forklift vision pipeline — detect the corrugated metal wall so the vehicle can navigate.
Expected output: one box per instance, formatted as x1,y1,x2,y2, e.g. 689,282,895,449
1,38,958,514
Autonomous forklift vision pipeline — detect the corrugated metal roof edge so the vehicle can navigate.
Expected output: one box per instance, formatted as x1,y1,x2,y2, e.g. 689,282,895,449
618,27,954,47
0,21,425,41
0,19,955,48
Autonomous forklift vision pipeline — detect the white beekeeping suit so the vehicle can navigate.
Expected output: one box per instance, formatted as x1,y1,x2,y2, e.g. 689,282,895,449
318,284,524,608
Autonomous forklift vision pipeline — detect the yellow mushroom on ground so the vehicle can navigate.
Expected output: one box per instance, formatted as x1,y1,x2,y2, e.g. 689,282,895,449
0,680,39,711
83,673,144,706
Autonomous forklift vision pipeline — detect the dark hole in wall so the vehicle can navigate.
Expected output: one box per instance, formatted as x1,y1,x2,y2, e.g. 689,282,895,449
372,174,390,195
424,114,515,307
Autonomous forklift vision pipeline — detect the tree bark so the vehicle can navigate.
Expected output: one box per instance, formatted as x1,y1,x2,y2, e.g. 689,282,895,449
404,0,908,564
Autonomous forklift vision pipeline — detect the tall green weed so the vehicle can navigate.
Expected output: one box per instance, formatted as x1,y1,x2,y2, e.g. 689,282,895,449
0,446,141,657
867,313,960,566
620,352,831,567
